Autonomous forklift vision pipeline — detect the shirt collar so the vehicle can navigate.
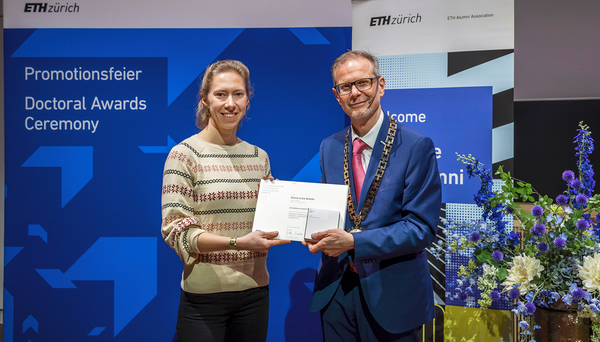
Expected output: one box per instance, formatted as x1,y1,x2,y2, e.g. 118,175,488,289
351,109,384,149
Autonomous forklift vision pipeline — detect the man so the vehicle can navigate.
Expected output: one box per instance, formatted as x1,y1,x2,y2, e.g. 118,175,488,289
303,50,442,341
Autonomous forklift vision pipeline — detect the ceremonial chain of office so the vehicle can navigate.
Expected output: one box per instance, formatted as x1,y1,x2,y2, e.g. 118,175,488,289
344,116,397,233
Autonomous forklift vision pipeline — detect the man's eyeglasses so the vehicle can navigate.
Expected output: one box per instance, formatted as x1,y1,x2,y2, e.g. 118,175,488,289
334,77,379,96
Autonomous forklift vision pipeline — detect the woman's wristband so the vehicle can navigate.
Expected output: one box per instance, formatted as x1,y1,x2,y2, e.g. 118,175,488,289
229,236,237,250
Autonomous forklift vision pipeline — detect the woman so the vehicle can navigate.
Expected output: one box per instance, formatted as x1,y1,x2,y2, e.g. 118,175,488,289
161,60,289,342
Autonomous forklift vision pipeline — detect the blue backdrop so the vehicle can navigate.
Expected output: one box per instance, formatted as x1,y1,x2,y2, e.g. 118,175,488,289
4,27,350,342
382,86,493,204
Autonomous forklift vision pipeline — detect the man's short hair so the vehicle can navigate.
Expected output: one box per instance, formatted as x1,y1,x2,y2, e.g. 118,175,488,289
331,50,381,84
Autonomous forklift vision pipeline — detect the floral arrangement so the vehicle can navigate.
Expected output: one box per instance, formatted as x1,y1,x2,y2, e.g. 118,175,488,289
431,122,600,341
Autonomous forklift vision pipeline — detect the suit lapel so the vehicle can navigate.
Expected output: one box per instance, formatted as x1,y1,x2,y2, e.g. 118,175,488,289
346,128,359,205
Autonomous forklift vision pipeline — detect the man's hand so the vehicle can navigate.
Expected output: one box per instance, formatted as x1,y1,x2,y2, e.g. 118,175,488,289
302,229,354,257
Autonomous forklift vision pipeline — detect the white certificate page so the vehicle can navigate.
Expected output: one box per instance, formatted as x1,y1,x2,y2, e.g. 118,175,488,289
252,180,349,241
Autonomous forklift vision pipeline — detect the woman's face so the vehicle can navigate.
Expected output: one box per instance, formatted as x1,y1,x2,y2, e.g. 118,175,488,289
202,71,249,134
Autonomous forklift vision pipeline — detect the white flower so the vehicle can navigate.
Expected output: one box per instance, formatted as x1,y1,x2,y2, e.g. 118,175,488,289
477,276,496,291
579,253,600,292
482,263,498,278
477,267,496,290
501,254,544,294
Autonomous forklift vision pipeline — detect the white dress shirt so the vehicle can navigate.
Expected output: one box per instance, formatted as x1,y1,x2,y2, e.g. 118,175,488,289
351,110,385,173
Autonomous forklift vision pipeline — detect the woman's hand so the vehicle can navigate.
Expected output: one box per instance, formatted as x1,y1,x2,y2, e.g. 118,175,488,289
258,175,275,191
237,231,290,253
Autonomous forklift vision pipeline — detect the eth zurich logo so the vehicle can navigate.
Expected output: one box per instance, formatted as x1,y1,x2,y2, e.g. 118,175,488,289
24,2,80,12
370,13,422,26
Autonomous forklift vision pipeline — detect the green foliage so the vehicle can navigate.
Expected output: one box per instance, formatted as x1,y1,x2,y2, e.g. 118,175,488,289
497,268,508,282
475,249,492,263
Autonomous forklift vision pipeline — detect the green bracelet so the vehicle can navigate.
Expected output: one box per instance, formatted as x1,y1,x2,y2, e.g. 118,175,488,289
229,236,237,250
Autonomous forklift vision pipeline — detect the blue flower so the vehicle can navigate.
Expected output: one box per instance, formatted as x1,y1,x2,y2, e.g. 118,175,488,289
574,123,595,196
571,179,583,189
576,219,590,230
489,291,501,301
508,231,521,244
525,302,536,313
575,194,588,205
562,170,575,182
572,287,585,302
554,237,566,249
492,250,504,262
509,288,521,300
531,223,546,237
556,194,568,205
519,320,529,330
538,242,549,253
516,301,526,313
553,214,564,225
526,292,534,303
470,232,481,242
531,205,544,217
562,294,573,306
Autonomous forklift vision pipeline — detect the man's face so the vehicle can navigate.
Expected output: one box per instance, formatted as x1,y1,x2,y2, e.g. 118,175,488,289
332,58,384,121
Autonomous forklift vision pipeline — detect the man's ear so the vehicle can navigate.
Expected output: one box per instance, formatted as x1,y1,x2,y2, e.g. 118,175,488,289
332,88,341,104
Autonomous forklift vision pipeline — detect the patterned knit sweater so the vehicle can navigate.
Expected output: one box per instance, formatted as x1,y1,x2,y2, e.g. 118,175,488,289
161,134,271,294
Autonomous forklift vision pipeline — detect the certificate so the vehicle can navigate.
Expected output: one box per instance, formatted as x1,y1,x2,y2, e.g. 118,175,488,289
252,180,349,241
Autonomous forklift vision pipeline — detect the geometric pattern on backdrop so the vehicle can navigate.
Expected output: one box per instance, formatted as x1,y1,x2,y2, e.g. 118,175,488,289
380,51,514,167
21,146,93,207
35,237,157,336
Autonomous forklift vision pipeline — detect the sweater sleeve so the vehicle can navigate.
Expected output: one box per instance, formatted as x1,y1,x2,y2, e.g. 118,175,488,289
161,146,204,265
264,153,271,178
